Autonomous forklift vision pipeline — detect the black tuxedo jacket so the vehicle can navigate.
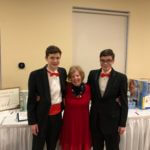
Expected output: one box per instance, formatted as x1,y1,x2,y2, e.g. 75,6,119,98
88,68,128,134
27,65,67,136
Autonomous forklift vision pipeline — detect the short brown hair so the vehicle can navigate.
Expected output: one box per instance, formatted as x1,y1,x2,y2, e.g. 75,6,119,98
45,45,62,58
68,66,85,82
100,49,115,60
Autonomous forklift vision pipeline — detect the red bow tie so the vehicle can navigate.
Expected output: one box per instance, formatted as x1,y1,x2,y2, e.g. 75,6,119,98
100,73,110,78
47,70,60,77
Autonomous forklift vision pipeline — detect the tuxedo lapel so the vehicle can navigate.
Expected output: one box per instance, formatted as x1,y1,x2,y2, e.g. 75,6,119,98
43,66,51,102
95,69,102,98
103,69,116,98
58,68,65,93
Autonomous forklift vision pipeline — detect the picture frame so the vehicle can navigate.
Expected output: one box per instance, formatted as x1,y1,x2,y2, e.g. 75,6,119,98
0,87,20,111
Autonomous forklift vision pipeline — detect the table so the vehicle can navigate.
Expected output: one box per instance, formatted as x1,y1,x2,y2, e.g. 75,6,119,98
120,109,150,150
0,109,150,150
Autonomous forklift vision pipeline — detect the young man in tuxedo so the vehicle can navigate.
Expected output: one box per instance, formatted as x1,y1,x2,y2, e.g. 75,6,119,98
27,45,67,150
88,49,128,150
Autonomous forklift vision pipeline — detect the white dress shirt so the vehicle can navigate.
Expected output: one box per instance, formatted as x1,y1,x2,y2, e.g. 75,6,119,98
99,69,111,97
47,70,62,105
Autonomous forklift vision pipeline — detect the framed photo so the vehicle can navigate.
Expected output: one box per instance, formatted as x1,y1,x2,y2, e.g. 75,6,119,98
0,87,20,111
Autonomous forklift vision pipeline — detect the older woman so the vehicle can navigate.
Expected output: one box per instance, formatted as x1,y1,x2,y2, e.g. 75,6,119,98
60,66,91,150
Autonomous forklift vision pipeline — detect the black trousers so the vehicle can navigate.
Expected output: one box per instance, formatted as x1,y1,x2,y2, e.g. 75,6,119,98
91,128,120,150
32,113,62,150
90,112,120,150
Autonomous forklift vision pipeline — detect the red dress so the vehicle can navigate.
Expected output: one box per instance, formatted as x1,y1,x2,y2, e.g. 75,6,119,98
60,83,91,150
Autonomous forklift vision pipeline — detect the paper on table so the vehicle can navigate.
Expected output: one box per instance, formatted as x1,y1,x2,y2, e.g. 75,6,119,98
17,112,28,122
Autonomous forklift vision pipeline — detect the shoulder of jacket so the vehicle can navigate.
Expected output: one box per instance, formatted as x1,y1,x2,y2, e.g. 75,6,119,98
30,67,44,75
90,69,99,72
89,69,100,74
114,70,127,79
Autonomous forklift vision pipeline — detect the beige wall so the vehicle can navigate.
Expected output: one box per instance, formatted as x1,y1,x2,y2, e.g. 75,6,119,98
0,0,150,89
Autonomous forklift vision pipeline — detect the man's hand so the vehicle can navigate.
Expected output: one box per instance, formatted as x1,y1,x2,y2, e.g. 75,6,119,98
31,124,39,136
118,127,126,135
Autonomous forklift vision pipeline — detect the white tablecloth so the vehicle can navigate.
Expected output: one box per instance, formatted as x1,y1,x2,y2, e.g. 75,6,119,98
0,109,150,150
120,109,150,150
